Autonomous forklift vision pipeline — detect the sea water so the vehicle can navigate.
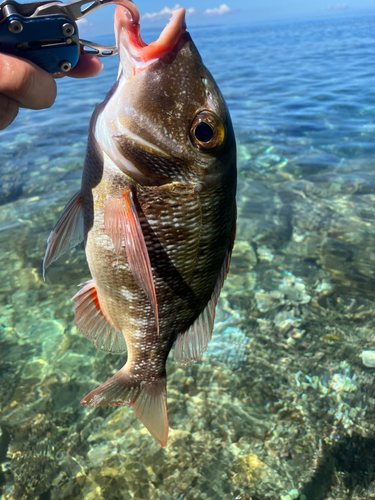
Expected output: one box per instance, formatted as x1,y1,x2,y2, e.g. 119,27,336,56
0,14,375,500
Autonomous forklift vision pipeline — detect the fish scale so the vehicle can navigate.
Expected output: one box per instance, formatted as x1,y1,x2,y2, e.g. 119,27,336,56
44,4,236,447
137,185,203,288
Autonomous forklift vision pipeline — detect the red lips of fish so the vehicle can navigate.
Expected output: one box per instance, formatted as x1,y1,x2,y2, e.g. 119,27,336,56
115,4,187,63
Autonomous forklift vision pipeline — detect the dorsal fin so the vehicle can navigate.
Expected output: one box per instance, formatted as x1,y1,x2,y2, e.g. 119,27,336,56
43,191,84,278
104,191,159,334
72,280,126,354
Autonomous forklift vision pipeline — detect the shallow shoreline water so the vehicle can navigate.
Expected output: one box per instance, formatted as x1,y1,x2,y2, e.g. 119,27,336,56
1,15,375,500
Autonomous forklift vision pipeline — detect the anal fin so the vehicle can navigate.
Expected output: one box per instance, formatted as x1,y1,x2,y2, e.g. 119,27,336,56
104,190,159,334
174,294,215,365
174,243,234,365
81,368,168,448
72,280,126,354
43,191,84,278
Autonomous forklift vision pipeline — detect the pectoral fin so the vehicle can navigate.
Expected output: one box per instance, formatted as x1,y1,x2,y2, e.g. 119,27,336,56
104,191,159,334
43,191,84,278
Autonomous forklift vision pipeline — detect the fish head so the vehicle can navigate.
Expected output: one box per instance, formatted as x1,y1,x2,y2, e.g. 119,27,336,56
95,4,236,186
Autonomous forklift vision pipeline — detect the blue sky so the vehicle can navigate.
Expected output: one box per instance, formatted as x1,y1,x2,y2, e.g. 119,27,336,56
74,0,374,36
16,0,374,36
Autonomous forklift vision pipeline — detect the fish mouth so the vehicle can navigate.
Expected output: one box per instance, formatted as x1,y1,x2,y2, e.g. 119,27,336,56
114,5,186,73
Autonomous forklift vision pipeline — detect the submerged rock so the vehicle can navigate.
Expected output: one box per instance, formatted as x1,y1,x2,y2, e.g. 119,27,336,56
361,350,375,368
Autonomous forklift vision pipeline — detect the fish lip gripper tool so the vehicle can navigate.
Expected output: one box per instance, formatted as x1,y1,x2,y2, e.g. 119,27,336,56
0,0,131,73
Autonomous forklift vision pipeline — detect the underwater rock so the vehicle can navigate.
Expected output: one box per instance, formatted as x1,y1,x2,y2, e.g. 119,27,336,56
13,267,43,292
279,271,311,305
330,372,358,393
230,453,267,486
256,245,275,263
255,289,284,313
361,350,375,368
87,442,117,467
280,490,299,500
236,178,291,250
273,309,302,333
207,326,248,367
86,406,139,449
20,357,48,381
230,241,257,273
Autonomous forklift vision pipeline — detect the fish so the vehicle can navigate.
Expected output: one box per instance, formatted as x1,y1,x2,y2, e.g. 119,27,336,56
43,1,237,448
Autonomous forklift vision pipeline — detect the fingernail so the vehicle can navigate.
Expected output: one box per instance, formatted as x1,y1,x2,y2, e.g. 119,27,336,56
97,61,104,75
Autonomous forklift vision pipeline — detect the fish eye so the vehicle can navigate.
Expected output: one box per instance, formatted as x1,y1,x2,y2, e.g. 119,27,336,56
189,110,225,152
195,122,214,143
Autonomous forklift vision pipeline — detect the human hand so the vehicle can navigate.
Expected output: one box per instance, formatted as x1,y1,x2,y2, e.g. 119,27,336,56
0,53,103,130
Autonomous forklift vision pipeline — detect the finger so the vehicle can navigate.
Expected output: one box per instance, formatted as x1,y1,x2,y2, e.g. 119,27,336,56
0,94,19,130
55,55,104,79
0,54,56,110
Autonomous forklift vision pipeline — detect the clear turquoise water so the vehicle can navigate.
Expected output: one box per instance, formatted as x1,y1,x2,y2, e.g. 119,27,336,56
1,14,375,500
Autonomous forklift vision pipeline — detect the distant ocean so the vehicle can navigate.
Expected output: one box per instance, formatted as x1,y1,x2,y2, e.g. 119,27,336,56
1,14,375,500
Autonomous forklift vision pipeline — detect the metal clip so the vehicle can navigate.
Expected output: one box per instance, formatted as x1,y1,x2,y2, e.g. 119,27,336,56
0,0,135,72
31,0,134,22
31,0,135,58
80,38,117,57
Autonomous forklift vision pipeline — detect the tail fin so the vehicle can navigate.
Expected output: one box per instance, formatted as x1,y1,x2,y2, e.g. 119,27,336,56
81,368,168,447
